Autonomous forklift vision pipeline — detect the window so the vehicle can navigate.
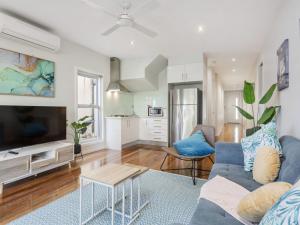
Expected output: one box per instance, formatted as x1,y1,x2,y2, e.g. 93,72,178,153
77,69,103,141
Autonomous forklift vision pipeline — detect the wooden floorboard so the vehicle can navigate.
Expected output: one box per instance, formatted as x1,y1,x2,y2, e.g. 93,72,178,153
0,123,242,225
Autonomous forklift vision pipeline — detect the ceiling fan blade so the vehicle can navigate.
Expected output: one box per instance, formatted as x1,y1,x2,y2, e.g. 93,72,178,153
102,24,120,36
132,22,157,38
81,0,118,18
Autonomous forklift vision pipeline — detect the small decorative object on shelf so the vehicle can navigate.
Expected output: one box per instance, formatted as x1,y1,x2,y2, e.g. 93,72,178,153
69,116,93,159
235,81,280,136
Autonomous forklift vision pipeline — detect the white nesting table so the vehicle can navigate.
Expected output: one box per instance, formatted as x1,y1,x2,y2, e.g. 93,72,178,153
79,163,142,225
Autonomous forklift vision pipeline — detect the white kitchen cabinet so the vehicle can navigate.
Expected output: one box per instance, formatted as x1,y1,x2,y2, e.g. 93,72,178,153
139,118,151,141
106,117,139,150
185,63,203,82
139,118,168,143
167,63,203,83
167,65,185,83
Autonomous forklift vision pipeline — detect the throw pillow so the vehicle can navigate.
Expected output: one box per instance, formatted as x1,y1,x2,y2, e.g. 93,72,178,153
241,121,282,171
259,183,300,225
237,182,292,223
174,131,214,157
253,146,281,184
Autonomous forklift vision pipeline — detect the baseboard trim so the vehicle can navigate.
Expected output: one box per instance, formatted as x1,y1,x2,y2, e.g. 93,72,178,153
122,140,168,149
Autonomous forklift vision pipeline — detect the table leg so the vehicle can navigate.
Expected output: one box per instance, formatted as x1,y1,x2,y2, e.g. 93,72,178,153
92,182,94,216
116,185,119,204
0,183,3,196
137,177,141,211
79,178,82,225
106,187,109,208
122,183,125,225
130,179,133,218
111,187,115,225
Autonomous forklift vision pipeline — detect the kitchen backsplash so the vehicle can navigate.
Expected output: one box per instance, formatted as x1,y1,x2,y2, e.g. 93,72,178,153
104,91,133,116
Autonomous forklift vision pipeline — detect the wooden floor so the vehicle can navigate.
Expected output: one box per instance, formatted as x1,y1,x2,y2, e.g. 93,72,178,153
0,123,242,225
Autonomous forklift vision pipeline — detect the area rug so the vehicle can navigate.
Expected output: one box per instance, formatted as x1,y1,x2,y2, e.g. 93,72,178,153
9,170,205,225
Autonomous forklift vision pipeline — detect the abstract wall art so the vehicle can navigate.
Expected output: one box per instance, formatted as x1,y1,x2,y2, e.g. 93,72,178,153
277,39,289,91
0,48,55,97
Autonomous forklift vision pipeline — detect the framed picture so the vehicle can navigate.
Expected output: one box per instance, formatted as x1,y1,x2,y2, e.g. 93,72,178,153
0,48,55,97
277,39,289,91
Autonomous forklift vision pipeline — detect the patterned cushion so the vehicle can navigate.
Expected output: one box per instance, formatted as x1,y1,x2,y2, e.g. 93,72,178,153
241,121,282,171
259,184,300,225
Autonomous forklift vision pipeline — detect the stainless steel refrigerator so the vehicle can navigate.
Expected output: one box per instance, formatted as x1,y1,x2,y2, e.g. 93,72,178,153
169,88,202,145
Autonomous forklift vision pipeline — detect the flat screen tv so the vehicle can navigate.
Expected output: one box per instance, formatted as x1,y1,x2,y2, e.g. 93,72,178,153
0,106,66,151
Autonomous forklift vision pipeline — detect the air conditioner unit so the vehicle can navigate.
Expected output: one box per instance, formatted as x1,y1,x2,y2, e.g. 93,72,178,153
0,13,61,52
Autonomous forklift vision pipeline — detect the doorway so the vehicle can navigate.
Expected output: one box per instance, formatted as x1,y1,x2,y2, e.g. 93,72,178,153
224,91,243,124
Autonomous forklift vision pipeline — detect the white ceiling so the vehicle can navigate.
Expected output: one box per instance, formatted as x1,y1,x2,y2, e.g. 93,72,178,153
0,0,283,90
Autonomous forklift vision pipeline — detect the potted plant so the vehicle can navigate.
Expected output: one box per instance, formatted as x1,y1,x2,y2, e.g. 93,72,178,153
235,81,280,136
69,116,93,155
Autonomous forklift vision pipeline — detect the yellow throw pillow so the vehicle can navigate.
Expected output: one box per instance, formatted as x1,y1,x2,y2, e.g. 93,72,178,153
253,146,281,184
237,182,292,223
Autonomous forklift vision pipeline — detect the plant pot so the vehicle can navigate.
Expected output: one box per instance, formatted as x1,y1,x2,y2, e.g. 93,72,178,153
246,126,261,137
74,144,81,154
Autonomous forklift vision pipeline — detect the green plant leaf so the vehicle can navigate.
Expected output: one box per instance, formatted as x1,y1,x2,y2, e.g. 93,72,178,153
259,83,277,104
243,81,255,104
78,116,90,122
257,106,280,124
235,106,254,120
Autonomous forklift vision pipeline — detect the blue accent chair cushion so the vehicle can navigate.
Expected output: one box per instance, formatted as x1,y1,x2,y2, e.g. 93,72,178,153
174,131,215,157
241,121,282,171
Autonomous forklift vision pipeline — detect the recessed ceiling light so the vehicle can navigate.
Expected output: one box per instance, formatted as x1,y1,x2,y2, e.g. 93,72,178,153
198,25,204,32
232,69,236,73
232,58,236,62
130,40,135,46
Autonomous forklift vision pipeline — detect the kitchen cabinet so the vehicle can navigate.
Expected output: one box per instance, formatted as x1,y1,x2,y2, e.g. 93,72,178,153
139,118,168,143
167,63,203,83
121,118,139,144
106,117,168,150
106,117,139,150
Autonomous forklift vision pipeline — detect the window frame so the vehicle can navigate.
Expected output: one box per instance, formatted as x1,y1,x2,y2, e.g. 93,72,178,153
75,67,103,143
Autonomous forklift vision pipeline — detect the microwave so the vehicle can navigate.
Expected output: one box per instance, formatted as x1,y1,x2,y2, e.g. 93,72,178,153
148,107,163,117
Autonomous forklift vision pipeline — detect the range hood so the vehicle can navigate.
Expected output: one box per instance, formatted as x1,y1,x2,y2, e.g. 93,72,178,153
106,57,129,92
120,55,168,92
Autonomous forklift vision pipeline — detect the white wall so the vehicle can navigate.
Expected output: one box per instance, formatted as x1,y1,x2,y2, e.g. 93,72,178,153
257,0,300,138
0,37,110,153
205,66,224,136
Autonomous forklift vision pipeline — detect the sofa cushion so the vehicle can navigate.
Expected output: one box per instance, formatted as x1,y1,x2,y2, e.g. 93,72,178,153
209,163,261,191
237,182,292,223
277,136,300,184
259,182,300,225
241,121,282,172
189,199,243,225
253,146,281,184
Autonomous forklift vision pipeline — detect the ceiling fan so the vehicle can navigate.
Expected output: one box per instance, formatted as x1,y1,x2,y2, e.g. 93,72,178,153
81,0,158,38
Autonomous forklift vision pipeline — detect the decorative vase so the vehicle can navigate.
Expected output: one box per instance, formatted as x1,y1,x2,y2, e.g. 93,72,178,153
74,144,81,154
246,126,261,137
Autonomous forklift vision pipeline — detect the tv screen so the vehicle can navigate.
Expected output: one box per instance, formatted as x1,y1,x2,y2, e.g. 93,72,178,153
0,106,66,151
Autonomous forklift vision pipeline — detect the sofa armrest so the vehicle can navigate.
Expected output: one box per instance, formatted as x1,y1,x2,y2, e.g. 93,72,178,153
215,142,244,166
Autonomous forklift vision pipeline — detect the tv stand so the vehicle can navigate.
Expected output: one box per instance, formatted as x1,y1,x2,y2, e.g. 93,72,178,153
0,142,74,196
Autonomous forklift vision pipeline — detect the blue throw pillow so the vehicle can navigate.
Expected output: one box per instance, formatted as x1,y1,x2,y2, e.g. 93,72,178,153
241,121,282,171
174,131,214,157
259,183,300,225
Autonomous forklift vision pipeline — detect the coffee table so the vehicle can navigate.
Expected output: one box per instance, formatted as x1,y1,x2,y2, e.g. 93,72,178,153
79,163,140,225
123,164,149,221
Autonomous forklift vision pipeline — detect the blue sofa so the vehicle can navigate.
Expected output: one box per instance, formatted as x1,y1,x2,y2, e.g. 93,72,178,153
185,135,300,225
